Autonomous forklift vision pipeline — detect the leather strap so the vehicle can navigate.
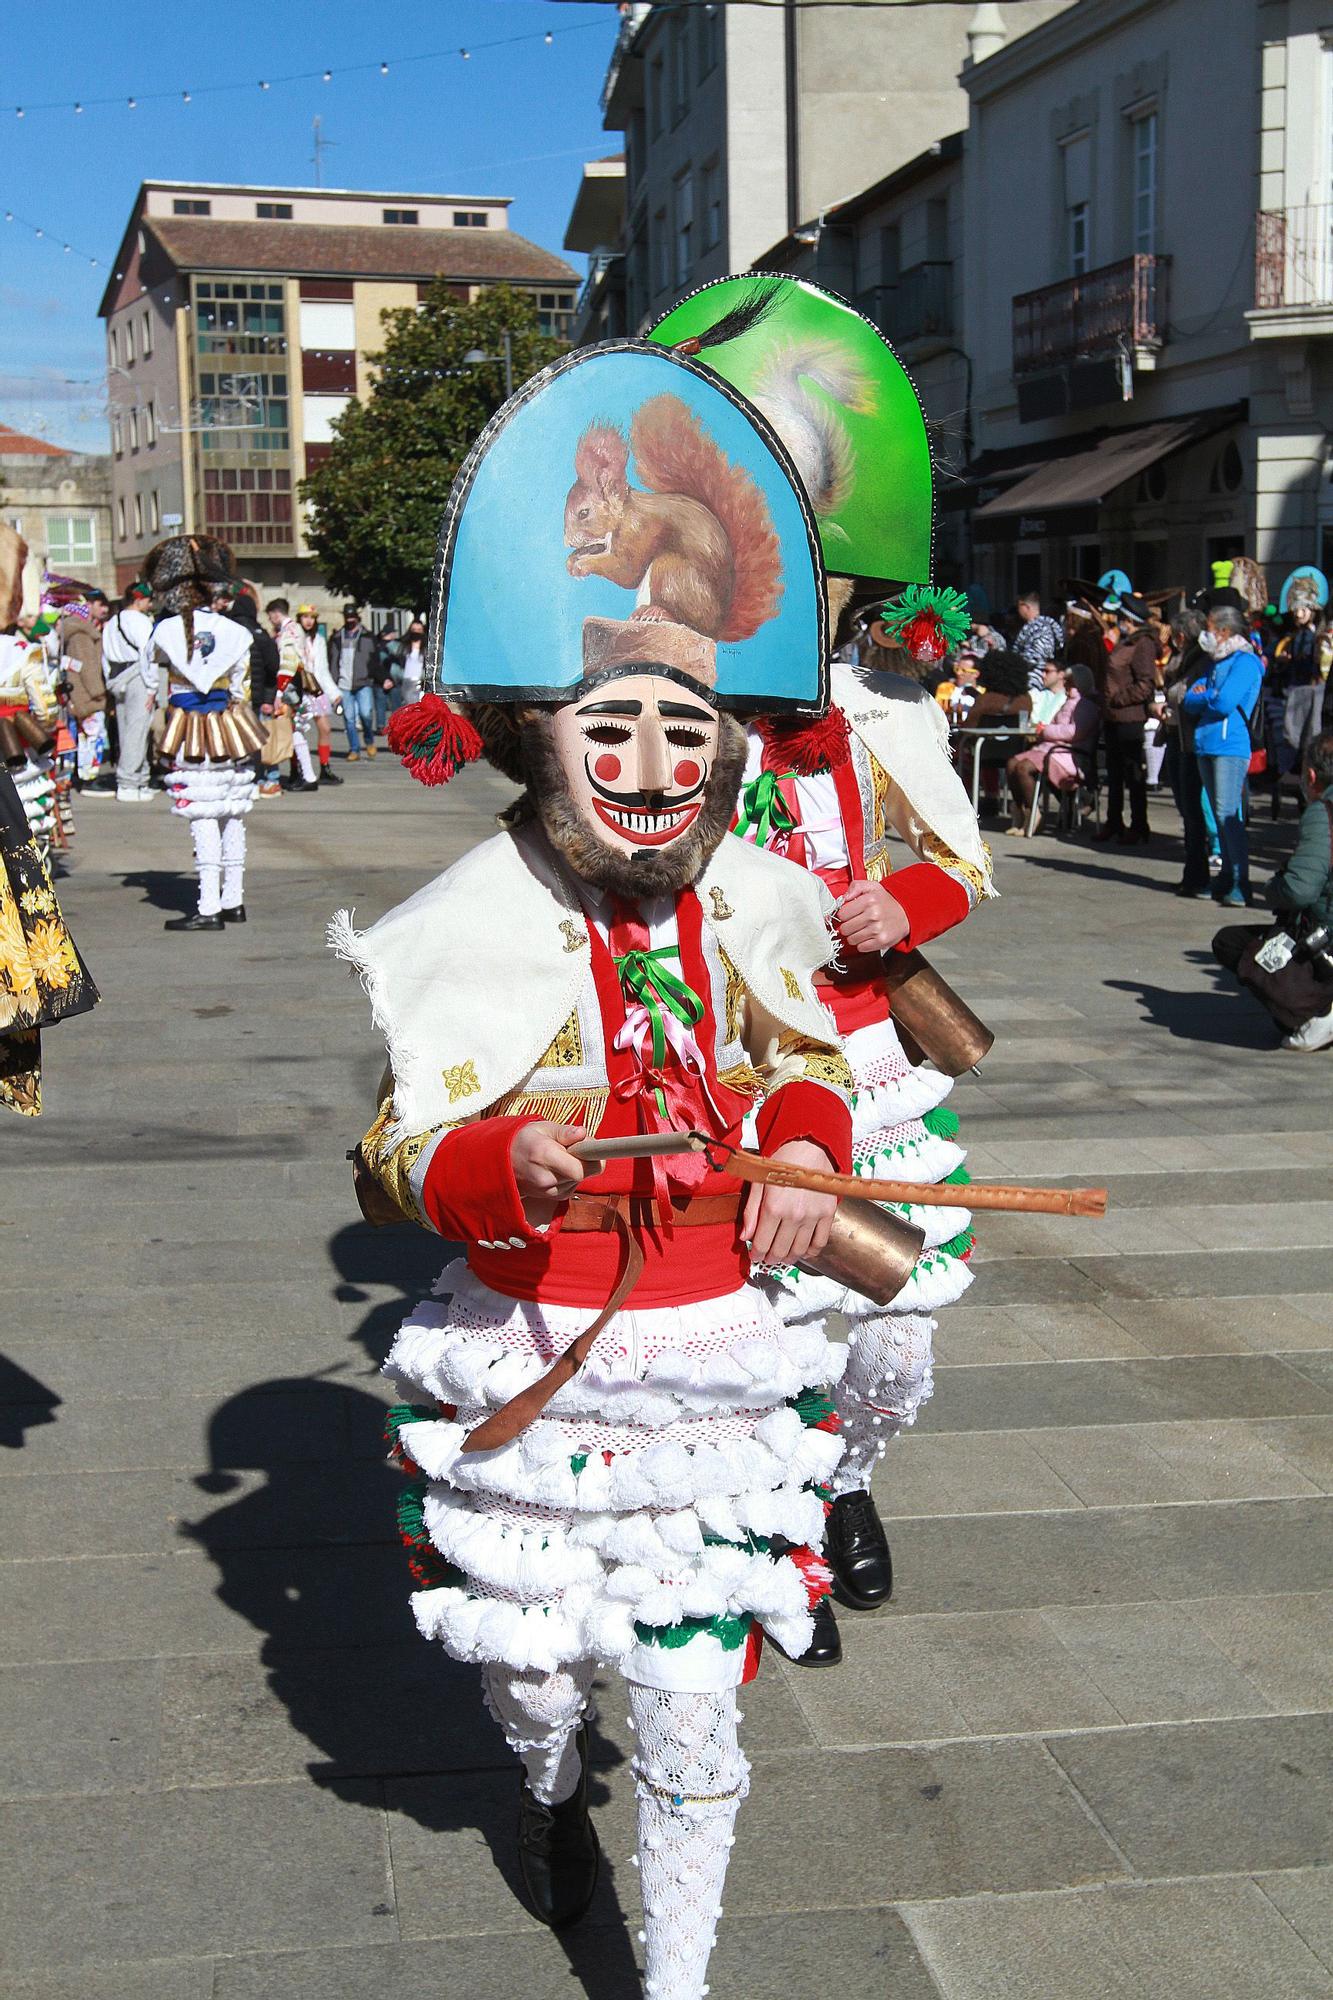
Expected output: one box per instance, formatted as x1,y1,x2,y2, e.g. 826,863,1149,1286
560,1190,741,1232
459,1208,646,1454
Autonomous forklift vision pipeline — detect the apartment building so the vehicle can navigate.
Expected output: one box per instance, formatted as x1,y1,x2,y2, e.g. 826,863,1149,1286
0,425,115,610
98,181,578,594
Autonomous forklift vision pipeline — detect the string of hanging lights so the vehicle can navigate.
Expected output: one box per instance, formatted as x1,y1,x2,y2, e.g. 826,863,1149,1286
9,19,587,119
2,206,104,267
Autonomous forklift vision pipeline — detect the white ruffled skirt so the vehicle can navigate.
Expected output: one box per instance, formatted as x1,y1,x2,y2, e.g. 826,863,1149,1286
164,756,257,821
384,1260,846,1691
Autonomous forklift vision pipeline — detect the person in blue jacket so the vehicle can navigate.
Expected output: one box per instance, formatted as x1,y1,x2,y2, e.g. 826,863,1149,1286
1182,603,1265,906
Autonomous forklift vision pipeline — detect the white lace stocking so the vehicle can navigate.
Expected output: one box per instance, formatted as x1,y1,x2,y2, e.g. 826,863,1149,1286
189,816,222,916
628,1683,749,2000
831,1309,935,1495
220,815,246,910
480,1660,595,1805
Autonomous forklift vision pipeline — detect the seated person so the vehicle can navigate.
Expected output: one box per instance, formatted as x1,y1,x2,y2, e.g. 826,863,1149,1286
1213,729,1333,1051
1005,663,1101,836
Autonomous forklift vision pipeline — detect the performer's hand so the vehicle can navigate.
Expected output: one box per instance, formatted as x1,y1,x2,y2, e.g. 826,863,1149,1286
836,880,910,955
510,1121,590,1226
744,1140,838,1270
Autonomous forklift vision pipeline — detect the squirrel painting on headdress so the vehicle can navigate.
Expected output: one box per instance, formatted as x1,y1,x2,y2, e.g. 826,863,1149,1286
564,391,783,639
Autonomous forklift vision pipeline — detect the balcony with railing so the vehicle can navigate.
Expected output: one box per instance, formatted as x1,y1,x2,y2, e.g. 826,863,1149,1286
1013,254,1169,375
858,261,953,351
1252,205,1333,333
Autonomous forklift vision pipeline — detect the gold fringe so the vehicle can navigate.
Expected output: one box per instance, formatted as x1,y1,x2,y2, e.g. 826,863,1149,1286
492,1086,610,1131
716,1061,766,1100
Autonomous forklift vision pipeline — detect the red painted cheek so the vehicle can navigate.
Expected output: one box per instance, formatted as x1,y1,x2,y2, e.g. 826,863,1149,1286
674,759,701,788
593,753,622,782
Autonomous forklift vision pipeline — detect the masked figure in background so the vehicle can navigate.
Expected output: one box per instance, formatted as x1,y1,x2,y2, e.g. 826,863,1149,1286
653,279,995,1662
144,536,266,932
337,343,853,2000
0,525,98,1113
278,603,343,788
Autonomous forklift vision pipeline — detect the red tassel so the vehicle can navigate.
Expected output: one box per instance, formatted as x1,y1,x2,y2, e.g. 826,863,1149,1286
756,707,851,776
386,693,484,787
899,610,950,666
786,1544,834,1609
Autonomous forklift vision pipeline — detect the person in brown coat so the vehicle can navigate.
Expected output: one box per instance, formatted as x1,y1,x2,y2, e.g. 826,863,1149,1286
58,597,110,788
1092,592,1158,845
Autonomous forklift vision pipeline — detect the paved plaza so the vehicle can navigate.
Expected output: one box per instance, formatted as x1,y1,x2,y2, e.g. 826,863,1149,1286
2,760,1331,2000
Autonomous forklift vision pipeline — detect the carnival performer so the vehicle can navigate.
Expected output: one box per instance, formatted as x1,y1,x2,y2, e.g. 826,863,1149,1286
651,277,995,1662
145,536,266,932
0,620,62,861
102,581,156,802
336,342,855,1999
278,604,342,787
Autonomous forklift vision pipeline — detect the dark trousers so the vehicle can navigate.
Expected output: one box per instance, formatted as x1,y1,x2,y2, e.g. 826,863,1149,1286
1164,738,1210,889
1103,719,1148,833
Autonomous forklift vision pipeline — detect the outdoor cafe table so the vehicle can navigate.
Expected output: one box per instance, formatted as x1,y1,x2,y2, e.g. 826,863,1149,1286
952,723,1038,813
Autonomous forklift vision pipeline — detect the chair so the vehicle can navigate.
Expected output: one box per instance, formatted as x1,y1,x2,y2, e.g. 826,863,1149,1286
1020,738,1101,838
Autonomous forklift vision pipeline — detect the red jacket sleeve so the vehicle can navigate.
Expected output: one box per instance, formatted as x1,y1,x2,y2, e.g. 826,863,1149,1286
755,1080,851,1175
419,1114,546,1243
886,862,972,951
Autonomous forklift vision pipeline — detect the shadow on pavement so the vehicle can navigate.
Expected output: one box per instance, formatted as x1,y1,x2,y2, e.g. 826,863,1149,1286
119,867,197,916
1106,947,1277,1048
184,1367,638,1999
0,1355,62,1448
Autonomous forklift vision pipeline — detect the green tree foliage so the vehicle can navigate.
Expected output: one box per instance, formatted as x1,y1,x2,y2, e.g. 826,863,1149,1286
300,284,565,608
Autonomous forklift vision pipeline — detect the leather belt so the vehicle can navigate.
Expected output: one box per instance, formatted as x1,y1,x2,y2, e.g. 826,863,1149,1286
459,1189,742,1456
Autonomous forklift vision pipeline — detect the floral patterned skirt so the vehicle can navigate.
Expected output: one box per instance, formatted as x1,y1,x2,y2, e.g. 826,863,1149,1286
0,767,98,1113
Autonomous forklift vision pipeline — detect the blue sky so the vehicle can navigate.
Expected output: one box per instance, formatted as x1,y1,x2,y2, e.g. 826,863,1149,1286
0,0,615,452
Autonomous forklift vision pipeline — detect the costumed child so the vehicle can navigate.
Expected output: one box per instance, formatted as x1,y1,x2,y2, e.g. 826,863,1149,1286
278,603,342,788
652,278,994,1661
336,340,857,2000
145,536,266,931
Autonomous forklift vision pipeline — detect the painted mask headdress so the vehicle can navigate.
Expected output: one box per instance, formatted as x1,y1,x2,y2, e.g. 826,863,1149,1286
1279,565,1329,616
388,341,829,847
649,275,968,667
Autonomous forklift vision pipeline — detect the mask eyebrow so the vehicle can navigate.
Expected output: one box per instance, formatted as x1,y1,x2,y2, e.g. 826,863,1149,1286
658,700,715,721
577,699,642,717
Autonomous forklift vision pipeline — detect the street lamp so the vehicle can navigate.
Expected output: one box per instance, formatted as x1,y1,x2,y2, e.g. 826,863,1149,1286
463,328,513,400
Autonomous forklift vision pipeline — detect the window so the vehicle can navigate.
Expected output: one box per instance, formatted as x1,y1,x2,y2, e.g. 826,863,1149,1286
674,171,694,287
1132,108,1158,255
672,20,689,123
298,299,356,350
124,318,135,363
150,490,160,532
302,393,351,444
702,159,722,251
1069,202,1090,275
133,495,143,538
880,222,901,285
141,308,153,356
655,209,670,293
382,207,418,225
49,515,96,568
6,516,21,536
144,399,156,447
650,56,664,138
698,2,720,79
172,198,211,216
257,201,293,219
925,197,949,263
116,498,126,541
108,328,117,368
1061,132,1092,277
453,210,488,228
112,413,123,456
129,407,139,451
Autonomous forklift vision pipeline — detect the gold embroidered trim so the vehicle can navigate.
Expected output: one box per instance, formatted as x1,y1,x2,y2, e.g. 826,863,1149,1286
716,1060,766,1100
536,1011,583,1070
359,1108,430,1222
775,1036,855,1093
559,919,587,954
918,827,991,901
718,946,746,1045
492,1086,610,1132
780,967,803,1001
708,886,734,921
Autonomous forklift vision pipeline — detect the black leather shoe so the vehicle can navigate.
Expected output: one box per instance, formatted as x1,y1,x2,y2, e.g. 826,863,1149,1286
775,1595,842,1667
516,1723,599,1930
163,912,223,932
318,766,343,785
827,1489,894,1609
221,905,246,924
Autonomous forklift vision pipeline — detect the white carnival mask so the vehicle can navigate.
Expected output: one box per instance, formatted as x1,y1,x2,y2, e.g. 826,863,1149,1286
550,672,721,856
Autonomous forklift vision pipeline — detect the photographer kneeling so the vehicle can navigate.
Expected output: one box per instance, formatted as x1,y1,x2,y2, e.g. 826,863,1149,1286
1213,729,1333,1051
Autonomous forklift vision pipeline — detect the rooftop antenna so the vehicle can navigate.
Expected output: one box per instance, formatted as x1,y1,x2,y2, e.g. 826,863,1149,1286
311,115,336,187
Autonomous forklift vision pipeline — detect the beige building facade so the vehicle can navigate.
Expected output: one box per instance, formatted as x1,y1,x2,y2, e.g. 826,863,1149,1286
98,181,577,599
0,426,115,611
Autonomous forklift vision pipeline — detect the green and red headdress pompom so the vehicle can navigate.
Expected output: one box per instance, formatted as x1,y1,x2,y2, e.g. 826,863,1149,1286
386,692,484,787
878,585,971,667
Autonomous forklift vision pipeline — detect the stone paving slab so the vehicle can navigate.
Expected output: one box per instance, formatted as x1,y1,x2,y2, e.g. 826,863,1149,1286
901,1877,1333,2000
925,1355,1333,1432
1183,1592,1333,1712
1255,1869,1333,1977
1044,1713,1333,1877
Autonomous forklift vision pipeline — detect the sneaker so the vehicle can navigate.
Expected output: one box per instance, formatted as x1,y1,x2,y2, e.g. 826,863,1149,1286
345,752,360,763
258,782,281,797
365,744,377,759
1281,1007,1333,1052
1004,825,1030,838
116,786,148,803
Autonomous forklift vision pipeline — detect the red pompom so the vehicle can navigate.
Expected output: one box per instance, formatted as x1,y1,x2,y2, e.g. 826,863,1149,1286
386,692,484,786
899,611,950,666
786,1544,834,1609
756,707,851,776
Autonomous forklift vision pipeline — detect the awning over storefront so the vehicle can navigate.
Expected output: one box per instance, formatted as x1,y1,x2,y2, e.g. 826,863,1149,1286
971,408,1241,537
